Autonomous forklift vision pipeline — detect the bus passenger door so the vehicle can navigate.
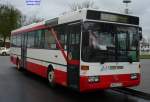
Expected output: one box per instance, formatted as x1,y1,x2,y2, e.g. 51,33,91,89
21,34,27,68
67,23,81,90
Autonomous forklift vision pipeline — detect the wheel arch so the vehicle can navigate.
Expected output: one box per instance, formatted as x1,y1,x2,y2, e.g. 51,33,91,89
48,64,54,71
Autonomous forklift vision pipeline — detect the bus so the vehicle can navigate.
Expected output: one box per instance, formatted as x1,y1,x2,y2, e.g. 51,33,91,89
10,9,142,92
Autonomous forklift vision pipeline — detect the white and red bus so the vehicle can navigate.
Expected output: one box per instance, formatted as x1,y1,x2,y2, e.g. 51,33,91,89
10,9,142,92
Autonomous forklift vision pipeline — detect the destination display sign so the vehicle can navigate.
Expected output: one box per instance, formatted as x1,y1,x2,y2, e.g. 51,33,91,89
86,10,139,25
101,13,128,23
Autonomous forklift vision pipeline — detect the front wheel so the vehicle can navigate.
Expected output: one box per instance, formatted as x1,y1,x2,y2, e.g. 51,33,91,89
47,69,56,87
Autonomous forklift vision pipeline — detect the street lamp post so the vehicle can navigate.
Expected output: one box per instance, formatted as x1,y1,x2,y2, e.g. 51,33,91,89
123,0,131,14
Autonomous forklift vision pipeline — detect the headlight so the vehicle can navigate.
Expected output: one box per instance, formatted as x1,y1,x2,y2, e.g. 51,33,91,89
131,73,138,80
88,76,99,83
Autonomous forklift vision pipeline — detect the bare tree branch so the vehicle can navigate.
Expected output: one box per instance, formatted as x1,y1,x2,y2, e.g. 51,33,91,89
69,0,98,11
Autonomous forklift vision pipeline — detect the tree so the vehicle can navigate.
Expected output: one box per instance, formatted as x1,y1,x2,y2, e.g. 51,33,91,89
0,4,22,46
69,0,98,11
0,4,44,46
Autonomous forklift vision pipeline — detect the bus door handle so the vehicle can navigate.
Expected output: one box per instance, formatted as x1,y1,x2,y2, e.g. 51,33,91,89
54,55,58,58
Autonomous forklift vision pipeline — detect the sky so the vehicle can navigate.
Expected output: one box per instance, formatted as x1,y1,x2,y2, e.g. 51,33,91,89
0,0,150,38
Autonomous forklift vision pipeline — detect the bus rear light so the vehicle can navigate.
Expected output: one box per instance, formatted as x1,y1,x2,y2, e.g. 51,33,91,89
88,76,99,83
81,65,89,70
130,73,138,80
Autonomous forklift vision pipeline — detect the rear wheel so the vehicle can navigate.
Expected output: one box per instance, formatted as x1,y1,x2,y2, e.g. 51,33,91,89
2,52,6,56
47,69,55,87
16,59,21,71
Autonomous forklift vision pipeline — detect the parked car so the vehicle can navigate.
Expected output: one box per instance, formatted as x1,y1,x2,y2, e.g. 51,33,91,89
0,47,10,56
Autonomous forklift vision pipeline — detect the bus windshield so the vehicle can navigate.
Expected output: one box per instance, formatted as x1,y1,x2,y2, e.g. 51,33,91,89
81,22,139,62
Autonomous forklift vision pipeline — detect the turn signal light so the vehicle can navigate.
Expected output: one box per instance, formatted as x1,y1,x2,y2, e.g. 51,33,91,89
81,65,89,70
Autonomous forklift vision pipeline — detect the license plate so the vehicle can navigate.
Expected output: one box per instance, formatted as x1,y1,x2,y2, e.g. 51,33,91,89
110,83,122,87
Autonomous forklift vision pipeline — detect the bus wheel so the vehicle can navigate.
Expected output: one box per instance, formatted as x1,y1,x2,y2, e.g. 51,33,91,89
47,69,55,87
16,59,21,71
2,52,6,56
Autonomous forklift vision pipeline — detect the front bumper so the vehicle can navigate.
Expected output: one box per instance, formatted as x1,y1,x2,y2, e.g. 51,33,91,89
79,73,140,92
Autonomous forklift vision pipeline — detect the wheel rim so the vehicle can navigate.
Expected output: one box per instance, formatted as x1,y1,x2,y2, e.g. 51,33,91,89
2,52,6,56
48,71,54,83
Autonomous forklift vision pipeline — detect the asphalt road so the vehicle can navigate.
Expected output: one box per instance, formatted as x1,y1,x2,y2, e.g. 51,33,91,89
0,56,149,102
132,59,150,94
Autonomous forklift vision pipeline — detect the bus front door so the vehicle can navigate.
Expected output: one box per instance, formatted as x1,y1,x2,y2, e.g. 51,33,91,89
21,34,27,68
67,23,80,90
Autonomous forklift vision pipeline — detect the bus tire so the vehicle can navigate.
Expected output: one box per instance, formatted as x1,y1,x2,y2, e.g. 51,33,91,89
16,58,21,71
2,52,6,56
47,66,55,88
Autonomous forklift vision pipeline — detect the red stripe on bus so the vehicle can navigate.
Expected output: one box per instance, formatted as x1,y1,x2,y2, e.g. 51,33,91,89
12,25,48,35
54,69,67,87
26,61,67,86
68,60,80,65
26,61,47,78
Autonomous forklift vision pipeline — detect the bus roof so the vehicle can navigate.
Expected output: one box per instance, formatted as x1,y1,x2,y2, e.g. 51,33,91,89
11,8,139,34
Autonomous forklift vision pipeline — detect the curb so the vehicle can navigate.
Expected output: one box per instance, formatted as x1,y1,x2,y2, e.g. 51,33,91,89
112,87,150,100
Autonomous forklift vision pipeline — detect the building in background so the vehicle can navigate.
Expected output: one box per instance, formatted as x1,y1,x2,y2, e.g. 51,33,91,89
140,37,150,55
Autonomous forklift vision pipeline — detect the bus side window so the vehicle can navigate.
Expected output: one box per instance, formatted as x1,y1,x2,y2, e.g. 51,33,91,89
44,30,57,49
16,34,21,47
27,32,35,48
55,25,67,50
40,30,45,49
11,35,16,47
69,24,81,45
13,35,17,47
60,33,67,50
34,30,44,49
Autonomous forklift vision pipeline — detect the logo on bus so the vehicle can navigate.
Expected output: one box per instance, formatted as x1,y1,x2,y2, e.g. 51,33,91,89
101,64,123,71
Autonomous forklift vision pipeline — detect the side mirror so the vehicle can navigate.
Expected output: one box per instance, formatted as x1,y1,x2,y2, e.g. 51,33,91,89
139,27,142,40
